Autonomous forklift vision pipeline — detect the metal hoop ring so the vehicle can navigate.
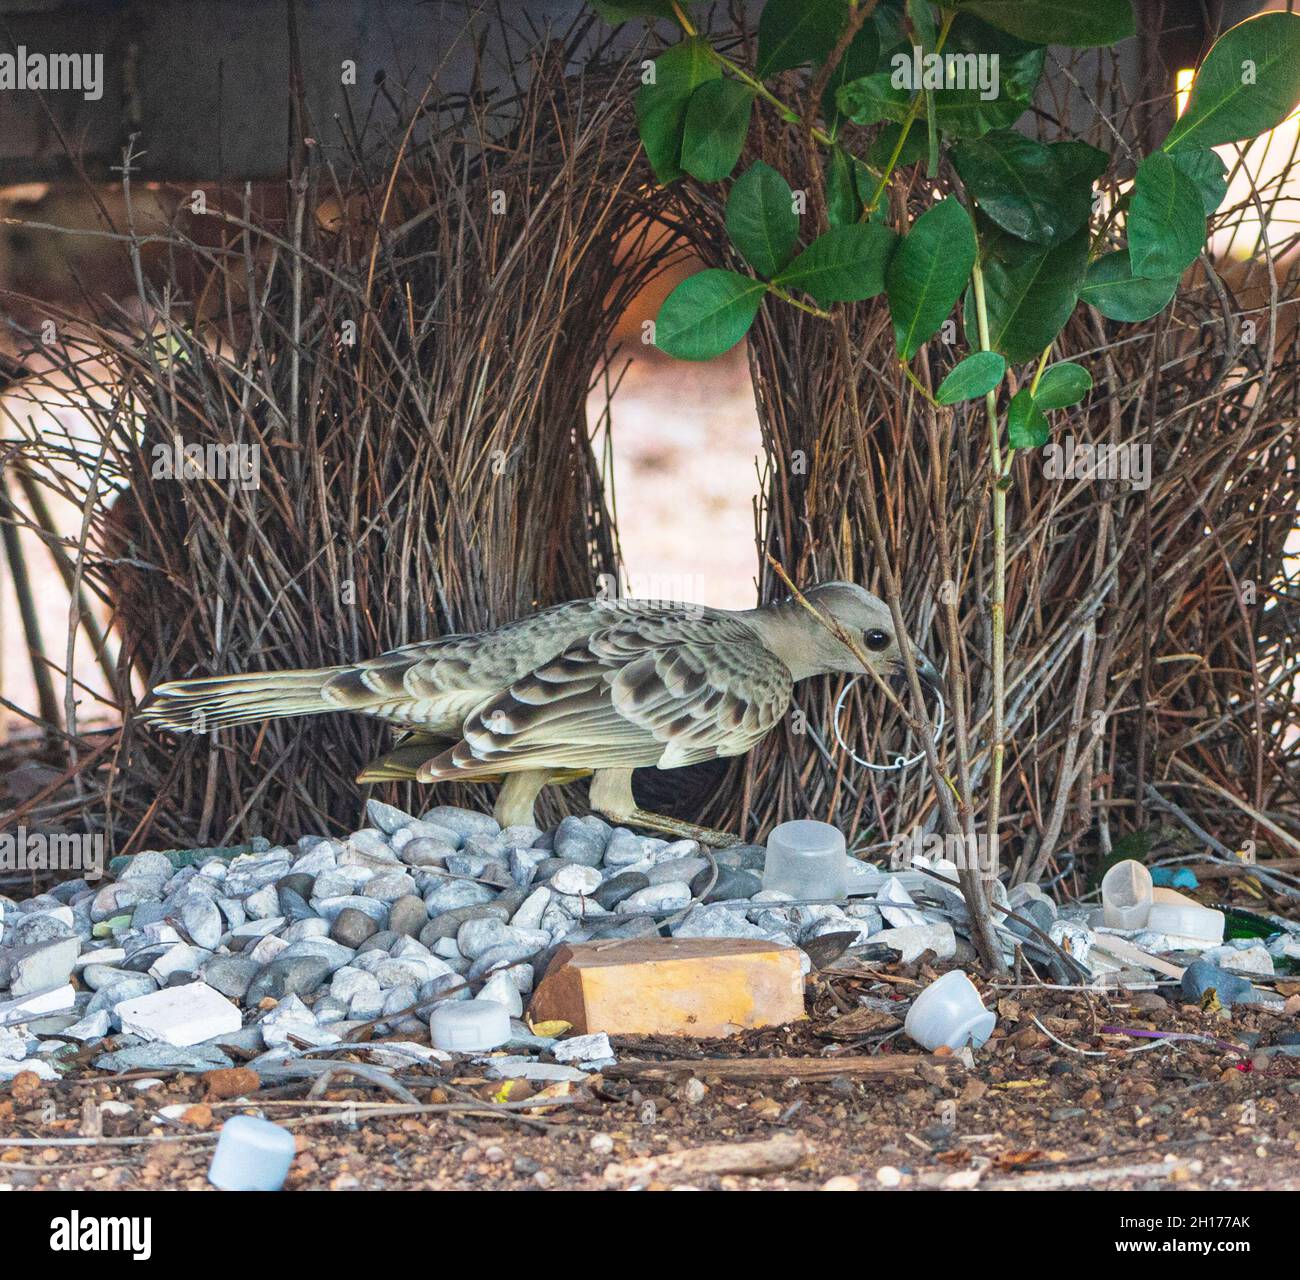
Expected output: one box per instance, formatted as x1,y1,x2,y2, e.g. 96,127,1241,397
833,674,946,772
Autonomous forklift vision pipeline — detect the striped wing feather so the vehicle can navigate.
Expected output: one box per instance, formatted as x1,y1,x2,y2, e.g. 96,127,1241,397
426,611,792,777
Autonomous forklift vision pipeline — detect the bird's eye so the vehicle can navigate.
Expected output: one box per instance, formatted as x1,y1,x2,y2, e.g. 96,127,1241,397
863,628,890,651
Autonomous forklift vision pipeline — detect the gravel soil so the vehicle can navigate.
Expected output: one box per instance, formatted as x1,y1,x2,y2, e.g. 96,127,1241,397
4,962,1298,1192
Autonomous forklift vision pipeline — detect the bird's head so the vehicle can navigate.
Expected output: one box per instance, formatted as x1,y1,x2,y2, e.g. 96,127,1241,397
792,581,941,694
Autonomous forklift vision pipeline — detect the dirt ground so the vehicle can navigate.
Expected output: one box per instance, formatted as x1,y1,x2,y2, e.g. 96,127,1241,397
4,960,1298,1193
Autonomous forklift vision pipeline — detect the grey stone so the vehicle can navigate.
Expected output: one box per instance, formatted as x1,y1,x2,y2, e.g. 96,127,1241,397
458,916,532,961
179,897,224,950
671,904,768,940
549,863,602,896
420,972,469,1009
200,955,262,1001
690,865,762,903
63,1009,112,1041
511,886,552,930
276,938,355,973
376,955,452,987
400,837,458,867
364,871,418,902
603,828,655,867
420,904,510,946
246,955,332,1003
553,816,607,867
94,1042,232,1072
359,929,399,954
647,857,708,887
1181,959,1259,1008
366,798,418,835
616,882,692,915
315,896,387,926
119,851,176,881
10,909,75,946
423,878,497,914
277,872,317,900
312,867,374,898
81,962,137,991
244,884,282,919
467,941,546,981
276,886,318,922
483,1056,590,1083
331,907,379,948
592,871,651,911
5,936,80,995
509,848,551,886
479,969,523,1016
330,966,380,1004
420,806,498,843
86,974,158,1015
387,895,428,938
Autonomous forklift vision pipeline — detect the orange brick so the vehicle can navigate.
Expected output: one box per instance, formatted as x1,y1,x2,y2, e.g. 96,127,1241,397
528,937,805,1038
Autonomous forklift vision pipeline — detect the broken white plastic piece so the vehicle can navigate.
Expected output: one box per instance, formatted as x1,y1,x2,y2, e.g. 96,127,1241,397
1146,902,1224,946
904,970,996,1052
764,820,848,899
208,1115,296,1191
430,998,511,1052
113,982,241,1047
1101,860,1153,930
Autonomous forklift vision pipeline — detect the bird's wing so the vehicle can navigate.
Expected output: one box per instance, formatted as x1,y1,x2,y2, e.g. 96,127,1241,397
425,610,793,777
321,599,624,731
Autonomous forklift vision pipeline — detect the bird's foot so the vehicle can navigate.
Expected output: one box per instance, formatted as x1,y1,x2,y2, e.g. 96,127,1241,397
620,807,741,849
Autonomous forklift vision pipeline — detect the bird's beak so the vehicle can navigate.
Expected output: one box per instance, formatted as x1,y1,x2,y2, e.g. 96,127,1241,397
894,650,943,698
916,651,942,697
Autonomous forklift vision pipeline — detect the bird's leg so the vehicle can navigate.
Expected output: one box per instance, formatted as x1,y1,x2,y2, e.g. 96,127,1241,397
494,768,554,829
588,768,741,848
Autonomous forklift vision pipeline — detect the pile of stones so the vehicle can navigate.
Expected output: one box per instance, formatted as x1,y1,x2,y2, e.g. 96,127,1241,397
0,801,896,1081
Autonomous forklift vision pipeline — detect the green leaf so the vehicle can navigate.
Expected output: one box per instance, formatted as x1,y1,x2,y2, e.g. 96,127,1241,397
826,145,863,226
726,161,799,278
952,132,1103,246
822,19,880,132
1171,149,1230,217
935,351,1006,404
774,223,897,305
907,0,937,49
955,0,1134,48
967,225,1088,363
886,196,977,358
656,269,766,360
1034,362,1092,409
848,15,1047,139
757,0,849,78
590,0,678,22
1129,152,1206,278
867,121,926,170
1078,251,1179,322
1164,12,1300,153
681,79,754,181
1007,387,1049,448
634,38,721,182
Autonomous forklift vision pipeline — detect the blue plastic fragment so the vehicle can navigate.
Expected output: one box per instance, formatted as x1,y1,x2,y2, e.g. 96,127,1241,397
1151,867,1199,889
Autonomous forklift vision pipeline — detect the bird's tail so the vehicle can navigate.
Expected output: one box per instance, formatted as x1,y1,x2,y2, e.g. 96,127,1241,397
141,668,343,733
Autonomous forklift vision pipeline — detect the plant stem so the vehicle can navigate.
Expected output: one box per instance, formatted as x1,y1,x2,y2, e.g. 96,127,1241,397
767,283,833,319
970,259,1006,881
669,3,839,149
864,8,956,213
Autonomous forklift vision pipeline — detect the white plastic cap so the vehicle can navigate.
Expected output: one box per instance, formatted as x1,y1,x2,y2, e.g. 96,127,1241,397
430,998,512,1051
